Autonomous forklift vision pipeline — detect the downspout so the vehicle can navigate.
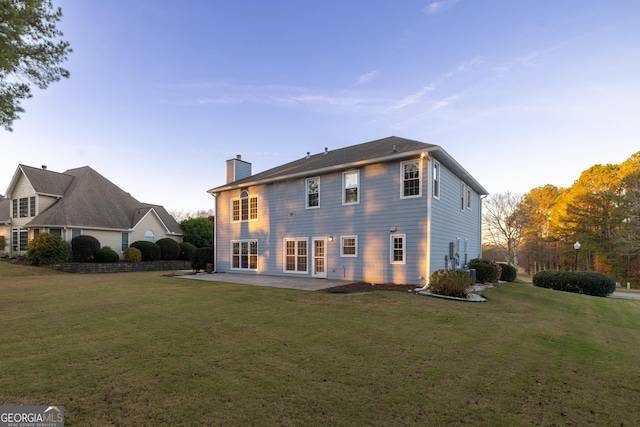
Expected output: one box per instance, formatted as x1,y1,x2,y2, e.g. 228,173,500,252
211,193,218,273
479,194,488,259
421,153,433,290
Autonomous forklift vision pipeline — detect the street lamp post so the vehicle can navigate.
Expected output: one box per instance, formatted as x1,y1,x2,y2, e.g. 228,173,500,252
574,241,581,271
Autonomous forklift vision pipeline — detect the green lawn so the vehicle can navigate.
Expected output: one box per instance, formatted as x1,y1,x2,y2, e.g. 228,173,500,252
1,261,640,426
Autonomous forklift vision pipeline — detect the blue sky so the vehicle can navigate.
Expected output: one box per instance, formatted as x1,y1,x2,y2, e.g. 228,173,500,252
2,0,639,214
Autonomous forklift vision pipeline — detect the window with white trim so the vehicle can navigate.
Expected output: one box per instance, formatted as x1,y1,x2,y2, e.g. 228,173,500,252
232,240,258,270
284,238,308,273
467,187,472,210
232,190,258,222
343,170,359,205
12,228,28,251
401,160,421,198
390,234,406,264
306,177,320,208
433,161,440,199
121,232,129,252
144,230,154,242
460,182,466,211
340,236,358,257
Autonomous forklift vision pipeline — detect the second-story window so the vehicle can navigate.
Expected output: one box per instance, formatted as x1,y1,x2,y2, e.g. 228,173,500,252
401,160,421,198
433,161,441,199
343,170,359,205
306,177,319,208
232,190,258,222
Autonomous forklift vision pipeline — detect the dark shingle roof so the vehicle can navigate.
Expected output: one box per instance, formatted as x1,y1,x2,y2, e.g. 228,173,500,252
24,166,181,234
209,136,488,195
20,165,74,196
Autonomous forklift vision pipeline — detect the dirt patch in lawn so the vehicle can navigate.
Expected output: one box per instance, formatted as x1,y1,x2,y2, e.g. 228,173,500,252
320,282,419,294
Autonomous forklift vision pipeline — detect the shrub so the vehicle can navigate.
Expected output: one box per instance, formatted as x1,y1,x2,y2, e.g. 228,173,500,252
532,270,616,297
156,238,181,260
25,233,69,265
428,269,472,298
180,217,214,248
71,235,101,262
130,241,161,261
469,258,501,283
191,247,213,271
124,247,142,263
498,263,518,282
179,242,197,261
94,247,120,263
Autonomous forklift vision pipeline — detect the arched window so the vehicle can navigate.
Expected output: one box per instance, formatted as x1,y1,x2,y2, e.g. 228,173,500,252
144,230,154,242
232,190,258,222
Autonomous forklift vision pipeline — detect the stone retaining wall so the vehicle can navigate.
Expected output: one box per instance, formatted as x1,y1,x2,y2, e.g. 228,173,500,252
50,260,192,274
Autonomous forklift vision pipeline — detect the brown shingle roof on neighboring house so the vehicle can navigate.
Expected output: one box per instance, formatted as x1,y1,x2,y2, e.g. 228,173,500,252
24,166,182,234
19,165,74,197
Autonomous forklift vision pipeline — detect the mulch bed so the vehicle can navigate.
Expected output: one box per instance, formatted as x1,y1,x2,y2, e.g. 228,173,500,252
321,282,419,293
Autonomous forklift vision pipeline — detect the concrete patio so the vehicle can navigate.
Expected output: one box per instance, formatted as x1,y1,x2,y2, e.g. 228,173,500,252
177,271,352,291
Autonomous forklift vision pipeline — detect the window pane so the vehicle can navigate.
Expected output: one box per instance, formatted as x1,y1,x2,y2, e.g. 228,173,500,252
30,197,36,217
19,198,28,217
403,162,420,197
241,197,249,221
307,178,319,207
250,196,258,220
344,171,358,203
232,199,240,222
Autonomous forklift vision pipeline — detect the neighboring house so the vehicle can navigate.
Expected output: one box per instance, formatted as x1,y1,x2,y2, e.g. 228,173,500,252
208,136,488,286
0,195,9,255
1,165,183,258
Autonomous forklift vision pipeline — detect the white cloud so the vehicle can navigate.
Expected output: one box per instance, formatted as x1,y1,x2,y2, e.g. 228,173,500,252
423,0,457,15
355,70,380,86
391,85,436,109
457,56,484,72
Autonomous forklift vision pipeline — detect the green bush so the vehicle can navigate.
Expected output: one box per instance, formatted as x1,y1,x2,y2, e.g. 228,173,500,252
498,263,517,282
156,238,181,260
428,269,472,298
469,258,501,283
130,241,161,261
180,217,214,248
94,247,120,263
25,233,69,265
532,270,616,297
71,235,101,262
179,242,197,261
191,247,213,271
124,247,142,263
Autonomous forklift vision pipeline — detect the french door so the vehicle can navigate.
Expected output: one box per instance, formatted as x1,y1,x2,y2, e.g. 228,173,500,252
312,237,327,278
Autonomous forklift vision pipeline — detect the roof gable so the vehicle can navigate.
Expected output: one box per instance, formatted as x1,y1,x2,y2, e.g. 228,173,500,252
5,165,73,198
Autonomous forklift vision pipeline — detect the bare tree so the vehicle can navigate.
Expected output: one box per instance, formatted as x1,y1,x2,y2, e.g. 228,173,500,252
169,209,214,222
482,192,526,267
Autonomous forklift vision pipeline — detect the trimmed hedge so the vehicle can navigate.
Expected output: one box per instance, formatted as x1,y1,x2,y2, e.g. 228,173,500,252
124,247,142,263
71,235,100,262
191,247,213,271
498,263,518,282
156,238,181,260
532,270,616,297
94,247,120,263
179,242,197,261
130,241,161,261
469,258,502,283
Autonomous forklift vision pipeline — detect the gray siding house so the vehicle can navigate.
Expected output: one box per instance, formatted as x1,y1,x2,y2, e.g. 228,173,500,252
208,137,488,286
